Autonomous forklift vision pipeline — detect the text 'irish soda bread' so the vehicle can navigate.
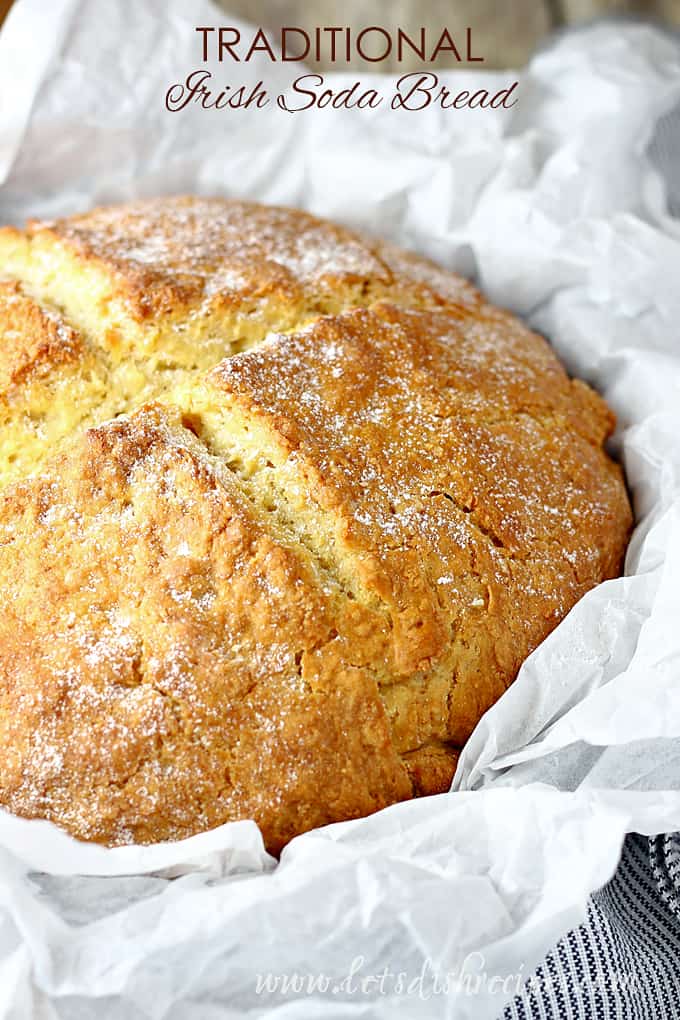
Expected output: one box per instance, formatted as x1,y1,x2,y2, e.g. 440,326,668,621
0,197,632,852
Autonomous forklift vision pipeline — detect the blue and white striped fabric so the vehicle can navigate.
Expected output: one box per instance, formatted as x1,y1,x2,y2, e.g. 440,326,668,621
501,834,680,1018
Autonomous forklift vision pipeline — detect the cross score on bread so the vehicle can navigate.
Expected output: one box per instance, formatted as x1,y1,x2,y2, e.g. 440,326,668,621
0,198,630,852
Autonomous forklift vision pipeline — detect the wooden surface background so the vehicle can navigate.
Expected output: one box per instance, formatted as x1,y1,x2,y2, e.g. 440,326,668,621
0,0,677,68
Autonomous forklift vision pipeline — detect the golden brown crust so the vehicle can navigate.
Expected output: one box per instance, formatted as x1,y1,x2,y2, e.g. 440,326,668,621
402,744,460,797
0,197,632,851
0,407,411,851
189,302,630,751
0,280,85,390
26,197,393,319
0,280,117,487
0,196,478,485
23,197,477,317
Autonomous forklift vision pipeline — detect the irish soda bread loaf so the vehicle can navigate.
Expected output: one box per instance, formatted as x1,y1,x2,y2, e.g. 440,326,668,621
0,197,631,852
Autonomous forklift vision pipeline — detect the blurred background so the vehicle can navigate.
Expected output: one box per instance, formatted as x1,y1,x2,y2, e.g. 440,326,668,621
0,0,678,67
215,0,680,68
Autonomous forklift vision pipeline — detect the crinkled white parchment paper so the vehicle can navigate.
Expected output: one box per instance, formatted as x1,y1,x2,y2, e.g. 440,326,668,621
0,2,679,1017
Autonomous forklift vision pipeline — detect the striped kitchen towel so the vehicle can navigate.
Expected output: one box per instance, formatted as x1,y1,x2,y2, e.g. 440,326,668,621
501,833,680,1019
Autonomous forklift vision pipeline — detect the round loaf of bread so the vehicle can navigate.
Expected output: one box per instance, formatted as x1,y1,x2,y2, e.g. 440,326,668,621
0,197,631,852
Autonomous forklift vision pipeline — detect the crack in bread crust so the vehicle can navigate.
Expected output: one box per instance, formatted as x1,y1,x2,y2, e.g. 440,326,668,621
0,198,477,489
0,197,632,852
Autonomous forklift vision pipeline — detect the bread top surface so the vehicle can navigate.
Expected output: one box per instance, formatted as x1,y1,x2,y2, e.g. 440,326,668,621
25,196,395,317
0,197,632,851
0,279,85,388
0,195,476,352
0,196,477,489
